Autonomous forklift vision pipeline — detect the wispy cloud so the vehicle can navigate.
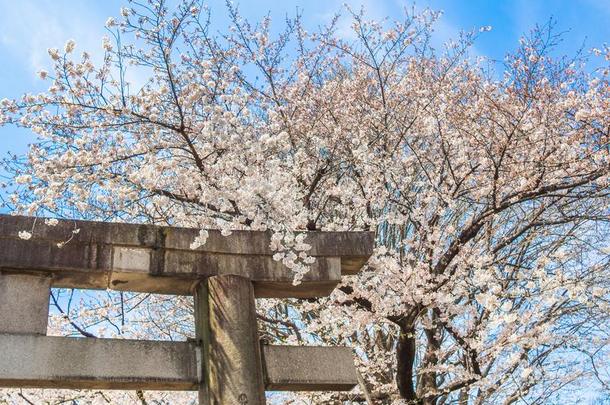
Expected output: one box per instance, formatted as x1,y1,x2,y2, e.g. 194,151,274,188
0,0,158,92
0,0,117,76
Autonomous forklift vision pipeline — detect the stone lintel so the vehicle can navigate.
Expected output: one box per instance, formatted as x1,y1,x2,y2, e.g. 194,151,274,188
0,214,374,298
0,334,198,391
0,334,357,392
0,214,373,257
262,345,357,391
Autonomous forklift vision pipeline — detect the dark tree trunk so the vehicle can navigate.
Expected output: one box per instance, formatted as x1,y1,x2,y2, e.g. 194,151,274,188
419,312,441,405
419,331,440,405
396,322,418,403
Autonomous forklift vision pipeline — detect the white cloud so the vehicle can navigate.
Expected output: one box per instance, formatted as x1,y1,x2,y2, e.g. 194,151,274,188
0,0,156,91
0,0,114,74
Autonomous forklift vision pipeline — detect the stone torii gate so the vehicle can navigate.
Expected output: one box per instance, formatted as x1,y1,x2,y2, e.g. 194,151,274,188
0,214,373,404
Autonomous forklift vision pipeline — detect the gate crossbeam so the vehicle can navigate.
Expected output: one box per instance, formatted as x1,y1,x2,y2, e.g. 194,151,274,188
0,334,356,391
0,214,372,298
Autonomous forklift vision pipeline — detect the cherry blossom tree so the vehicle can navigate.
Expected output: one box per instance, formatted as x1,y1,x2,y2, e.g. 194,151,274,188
1,1,609,404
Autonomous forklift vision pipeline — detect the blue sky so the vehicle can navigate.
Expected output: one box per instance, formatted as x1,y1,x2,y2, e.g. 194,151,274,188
0,0,609,164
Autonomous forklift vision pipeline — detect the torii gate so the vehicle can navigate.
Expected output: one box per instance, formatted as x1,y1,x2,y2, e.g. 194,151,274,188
0,214,373,404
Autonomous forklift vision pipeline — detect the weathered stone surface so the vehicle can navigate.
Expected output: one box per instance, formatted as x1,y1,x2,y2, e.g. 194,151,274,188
0,334,357,392
0,273,50,335
0,214,373,298
0,214,374,258
201,275,266,404
194,282,212,404
262,345,358,391
0,334,198,390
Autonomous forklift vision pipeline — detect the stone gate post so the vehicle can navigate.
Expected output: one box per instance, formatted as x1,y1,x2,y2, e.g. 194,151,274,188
195,275,266,405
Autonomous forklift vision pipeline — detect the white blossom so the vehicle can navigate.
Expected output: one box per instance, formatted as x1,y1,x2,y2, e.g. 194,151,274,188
18,231,32,240
64,39,76,53
44,218,59,226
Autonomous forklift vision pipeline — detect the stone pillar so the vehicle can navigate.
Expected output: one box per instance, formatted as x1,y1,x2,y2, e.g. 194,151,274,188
0,272,51,335
194,280,211,405
194,275,266,405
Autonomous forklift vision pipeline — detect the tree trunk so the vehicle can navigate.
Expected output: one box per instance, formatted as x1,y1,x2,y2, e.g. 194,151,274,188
396,322,418,403
418,312,441,405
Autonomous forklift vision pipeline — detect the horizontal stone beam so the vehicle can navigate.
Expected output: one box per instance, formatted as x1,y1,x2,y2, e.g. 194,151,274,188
262,345,358,391
0,214,372,266
0,334,198,391
0,334,357,392
0,215,374,298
